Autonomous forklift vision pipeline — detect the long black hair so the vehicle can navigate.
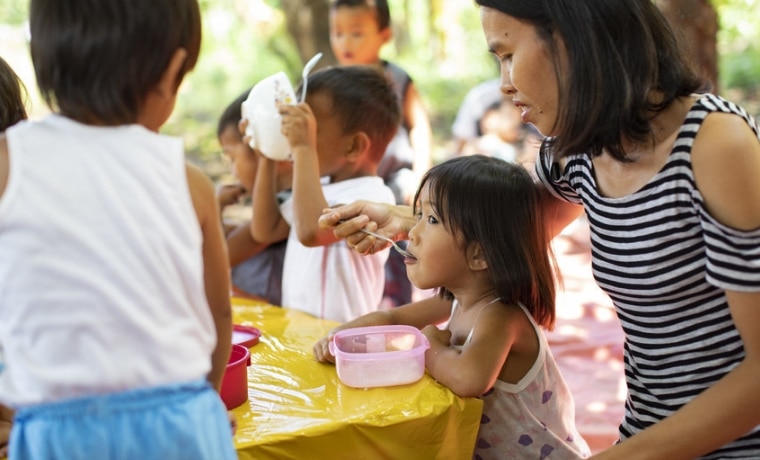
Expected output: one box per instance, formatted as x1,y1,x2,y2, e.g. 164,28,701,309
475,0,705,161
413,155,556,328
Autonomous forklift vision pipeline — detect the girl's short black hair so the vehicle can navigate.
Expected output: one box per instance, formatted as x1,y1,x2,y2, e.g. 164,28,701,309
30,0,202,125
302,65,400,162
330,0,391,30
0,56,27,132
475,0,705,162
413,155,556,328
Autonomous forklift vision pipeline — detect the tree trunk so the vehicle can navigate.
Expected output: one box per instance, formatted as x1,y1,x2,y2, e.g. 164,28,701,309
279,0,336,67
656,0,719,91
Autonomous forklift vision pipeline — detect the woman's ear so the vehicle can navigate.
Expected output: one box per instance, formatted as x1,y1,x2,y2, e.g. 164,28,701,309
467,243,488,271
345,132,371,161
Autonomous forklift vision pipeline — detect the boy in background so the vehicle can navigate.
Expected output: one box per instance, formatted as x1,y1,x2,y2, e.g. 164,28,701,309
249,66,399,323
329,0,431,306
216,90,291,305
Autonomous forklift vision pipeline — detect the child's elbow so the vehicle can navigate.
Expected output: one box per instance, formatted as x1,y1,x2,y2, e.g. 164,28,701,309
296,227,321,247
436,372,491,398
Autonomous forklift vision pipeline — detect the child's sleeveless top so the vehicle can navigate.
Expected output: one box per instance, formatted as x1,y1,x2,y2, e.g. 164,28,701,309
536,94,760,458
0,115,215,406
450,301,590,459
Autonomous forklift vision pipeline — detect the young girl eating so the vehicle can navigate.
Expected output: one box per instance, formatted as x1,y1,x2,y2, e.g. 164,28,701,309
314,155,590,459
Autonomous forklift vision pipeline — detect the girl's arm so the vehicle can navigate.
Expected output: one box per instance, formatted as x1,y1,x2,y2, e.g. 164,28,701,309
186,163,233,392
313,295,452,363
422,303,523,398
592,111,760,459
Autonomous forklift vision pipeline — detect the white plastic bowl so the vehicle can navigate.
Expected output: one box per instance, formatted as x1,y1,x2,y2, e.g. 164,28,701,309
240,71,296,161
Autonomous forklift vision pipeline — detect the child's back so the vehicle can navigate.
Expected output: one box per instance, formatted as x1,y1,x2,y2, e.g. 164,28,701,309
0,1,235,458
2,117,214,398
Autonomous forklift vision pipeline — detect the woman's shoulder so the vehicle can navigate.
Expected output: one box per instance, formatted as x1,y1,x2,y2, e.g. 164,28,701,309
690,95,760,231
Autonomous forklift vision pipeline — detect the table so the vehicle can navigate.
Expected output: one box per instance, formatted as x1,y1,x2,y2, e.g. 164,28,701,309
230,297,483,460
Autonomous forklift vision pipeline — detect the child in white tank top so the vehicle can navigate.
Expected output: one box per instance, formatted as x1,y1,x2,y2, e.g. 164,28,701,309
0,1,235,459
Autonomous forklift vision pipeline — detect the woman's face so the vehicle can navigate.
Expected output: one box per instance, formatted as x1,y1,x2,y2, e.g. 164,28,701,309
480,7,562,137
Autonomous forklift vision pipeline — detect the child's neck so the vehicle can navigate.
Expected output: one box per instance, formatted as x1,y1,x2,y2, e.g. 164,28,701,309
451,287,501,312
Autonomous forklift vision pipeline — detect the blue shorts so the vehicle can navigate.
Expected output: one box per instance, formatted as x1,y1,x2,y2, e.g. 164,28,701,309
10,380,236,460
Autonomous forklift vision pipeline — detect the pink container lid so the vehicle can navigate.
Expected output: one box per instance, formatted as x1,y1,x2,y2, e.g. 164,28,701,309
232,324,261,348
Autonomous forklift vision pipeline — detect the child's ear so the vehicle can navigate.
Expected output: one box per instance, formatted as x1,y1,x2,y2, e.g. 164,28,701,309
380,26,392,45
467,243,488,271
345,132,371,161
157,48,188,97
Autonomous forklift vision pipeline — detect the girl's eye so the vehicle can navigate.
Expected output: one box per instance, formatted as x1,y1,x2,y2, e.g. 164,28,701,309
413,212,423,221
427,215,438,225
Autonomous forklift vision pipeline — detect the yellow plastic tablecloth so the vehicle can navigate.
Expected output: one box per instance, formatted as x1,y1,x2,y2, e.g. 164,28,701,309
231,297,483,460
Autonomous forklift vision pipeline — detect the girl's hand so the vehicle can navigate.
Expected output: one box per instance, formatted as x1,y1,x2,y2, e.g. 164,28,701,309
422,324,451,347
313,334,336,364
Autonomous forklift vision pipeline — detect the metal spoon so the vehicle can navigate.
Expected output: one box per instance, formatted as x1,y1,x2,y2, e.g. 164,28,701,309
299,52,323,102
359,228,416,259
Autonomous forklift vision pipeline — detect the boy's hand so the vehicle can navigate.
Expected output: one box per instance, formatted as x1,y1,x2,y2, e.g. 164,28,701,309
217,183,246,209
278,103,317,154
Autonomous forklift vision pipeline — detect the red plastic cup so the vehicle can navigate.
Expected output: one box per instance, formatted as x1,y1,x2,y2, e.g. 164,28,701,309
220,344,251,409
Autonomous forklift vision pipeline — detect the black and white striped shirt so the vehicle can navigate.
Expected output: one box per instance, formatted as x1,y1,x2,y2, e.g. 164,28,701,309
537,94,760,459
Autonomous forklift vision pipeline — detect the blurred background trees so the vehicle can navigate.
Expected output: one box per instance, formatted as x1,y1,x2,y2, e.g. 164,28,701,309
2,0,759,176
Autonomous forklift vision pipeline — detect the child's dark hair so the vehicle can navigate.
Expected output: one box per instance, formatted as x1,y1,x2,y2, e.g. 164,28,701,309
330,0,391,30
30,0,202,125
475,0,704,162
413,155,556,328
217,89,250,140
0,56,27,132
303,65,400,162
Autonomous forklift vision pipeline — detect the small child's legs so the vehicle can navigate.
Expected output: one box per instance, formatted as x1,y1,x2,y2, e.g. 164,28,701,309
10,379,236,460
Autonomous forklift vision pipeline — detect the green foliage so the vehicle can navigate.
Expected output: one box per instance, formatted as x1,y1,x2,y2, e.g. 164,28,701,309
715,0,760,91
2,0,759,171
0,1,27,25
